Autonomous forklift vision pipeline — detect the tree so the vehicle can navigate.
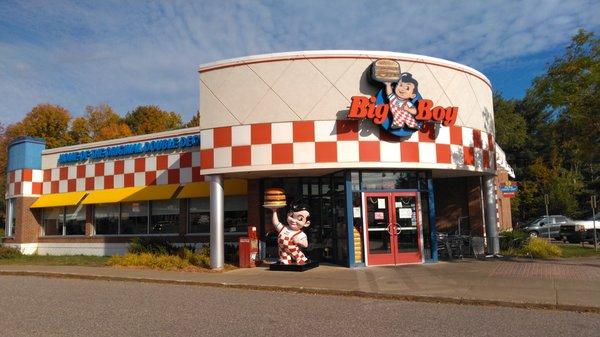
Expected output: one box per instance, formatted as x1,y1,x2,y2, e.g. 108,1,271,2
498,29,599,222
70,104,132,143
526,29,599,216
124,105,183,135
516,153,585,220
86,103,133,141
525,29,599,174
186,112,200,128
493,92,528,176
70,117,92,144
0,105,71,215
9,103,72,149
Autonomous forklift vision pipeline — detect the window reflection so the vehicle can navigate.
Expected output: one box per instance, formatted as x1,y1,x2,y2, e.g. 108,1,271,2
150,200,179,234
94,203,119,235
189,198,210,234
64,205,86,235
43,207,62,236
188,196,248,234
120,202,148,234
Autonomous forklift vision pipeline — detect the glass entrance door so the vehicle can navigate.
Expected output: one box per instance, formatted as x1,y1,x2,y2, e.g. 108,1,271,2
363,194,394,265
363,192,423,265
393,193,422,263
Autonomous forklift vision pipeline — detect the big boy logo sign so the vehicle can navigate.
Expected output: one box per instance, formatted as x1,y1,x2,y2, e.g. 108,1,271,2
346,59,459,137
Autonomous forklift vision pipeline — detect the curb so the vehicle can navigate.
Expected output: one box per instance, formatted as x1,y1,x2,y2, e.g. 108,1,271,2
2,270,599,314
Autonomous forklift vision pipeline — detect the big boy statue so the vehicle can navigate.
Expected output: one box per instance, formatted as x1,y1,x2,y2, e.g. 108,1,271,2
271,203,311,265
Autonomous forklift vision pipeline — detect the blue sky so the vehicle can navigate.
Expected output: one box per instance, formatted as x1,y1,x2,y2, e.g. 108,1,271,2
1,0,598,124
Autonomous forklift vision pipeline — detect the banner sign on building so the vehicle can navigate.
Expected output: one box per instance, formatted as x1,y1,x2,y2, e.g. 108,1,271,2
58,135,200,164
500,181,519,198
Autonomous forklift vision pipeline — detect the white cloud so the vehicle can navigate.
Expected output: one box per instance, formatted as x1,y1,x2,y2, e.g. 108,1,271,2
0,0,598,124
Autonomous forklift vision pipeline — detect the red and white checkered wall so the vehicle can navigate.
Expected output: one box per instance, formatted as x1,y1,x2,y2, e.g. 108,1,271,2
6,151,202,198
6,120,496,198
200,120,495,175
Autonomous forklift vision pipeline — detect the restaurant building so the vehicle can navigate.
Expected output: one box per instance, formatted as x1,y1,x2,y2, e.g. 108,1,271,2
3,51,513,268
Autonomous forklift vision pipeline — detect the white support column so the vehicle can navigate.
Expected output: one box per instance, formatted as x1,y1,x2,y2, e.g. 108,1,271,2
483,175,499,255
209,174,224,269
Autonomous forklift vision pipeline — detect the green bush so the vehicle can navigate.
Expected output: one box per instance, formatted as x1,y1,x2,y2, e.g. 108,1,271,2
0,228,5,238
176,247,194,260
499,230,529,251
107,253,191,270
183,245,210,268
0,246,22,259
197,245,210,256
521,237,562,258
107,250,212,270
175,246,211,268
189,253,210,268
112,241,213,270
128,237,178,255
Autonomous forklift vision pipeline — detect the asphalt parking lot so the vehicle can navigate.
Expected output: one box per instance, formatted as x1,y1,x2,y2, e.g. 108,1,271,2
1,275,599,337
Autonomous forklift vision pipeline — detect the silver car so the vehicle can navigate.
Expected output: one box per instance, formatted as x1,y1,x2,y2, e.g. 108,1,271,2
522,215,572,239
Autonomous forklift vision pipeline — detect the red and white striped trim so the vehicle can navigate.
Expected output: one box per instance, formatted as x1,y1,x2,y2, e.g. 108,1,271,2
200,120,495,175
6,150,203,198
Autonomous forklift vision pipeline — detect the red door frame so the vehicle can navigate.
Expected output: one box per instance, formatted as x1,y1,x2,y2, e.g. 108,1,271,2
363,192,422,266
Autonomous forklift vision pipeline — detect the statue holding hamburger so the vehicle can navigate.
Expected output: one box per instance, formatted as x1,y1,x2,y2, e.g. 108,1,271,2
264,188,311,265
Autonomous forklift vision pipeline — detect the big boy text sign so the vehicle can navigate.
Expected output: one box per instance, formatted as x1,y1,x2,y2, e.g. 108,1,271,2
347,96,458,126
346,59,459,137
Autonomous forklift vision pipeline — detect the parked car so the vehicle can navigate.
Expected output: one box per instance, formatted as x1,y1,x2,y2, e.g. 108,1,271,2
559,223,588,243
571,213,600,244
522,215,572,239
573,213,600,230
586,228,599,244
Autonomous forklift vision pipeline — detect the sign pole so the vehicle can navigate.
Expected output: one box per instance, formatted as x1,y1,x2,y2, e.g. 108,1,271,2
592,195,597,252
544,194,550,241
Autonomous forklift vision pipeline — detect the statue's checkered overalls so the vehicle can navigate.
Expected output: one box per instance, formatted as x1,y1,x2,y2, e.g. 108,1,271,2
389,93,418,129
275,222,308,265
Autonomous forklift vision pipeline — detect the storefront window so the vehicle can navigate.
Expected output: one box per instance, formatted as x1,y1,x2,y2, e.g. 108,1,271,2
188,197,247,234
420,191,432,260
43,207,63,236
332,176,348,265
262,175,348,265
351,190,363,263
65,205,86,235
351,171,360,191
6,198,16,237
417,172,429,191
361,171,418,190
224,196,247,233
188,198,210,234
150,200,179,234
10,199,16,236
120,202,148,235
94,203,119,235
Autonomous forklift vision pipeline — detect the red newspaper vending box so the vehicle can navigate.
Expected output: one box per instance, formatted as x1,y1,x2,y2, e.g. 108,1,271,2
239,225,259,268
239,237,251,268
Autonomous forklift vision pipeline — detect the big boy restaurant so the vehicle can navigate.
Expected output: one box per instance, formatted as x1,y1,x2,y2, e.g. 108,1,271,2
3,51,515,269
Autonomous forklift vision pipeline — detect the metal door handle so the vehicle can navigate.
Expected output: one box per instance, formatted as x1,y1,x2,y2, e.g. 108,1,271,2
386,223,394,235
387,223,401,235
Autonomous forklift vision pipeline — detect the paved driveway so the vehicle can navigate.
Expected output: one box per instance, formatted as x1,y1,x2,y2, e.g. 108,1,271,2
1,275,599,337
2,257,600,310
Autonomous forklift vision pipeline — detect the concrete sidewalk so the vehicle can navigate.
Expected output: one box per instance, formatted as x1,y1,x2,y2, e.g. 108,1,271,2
2,257,600,313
